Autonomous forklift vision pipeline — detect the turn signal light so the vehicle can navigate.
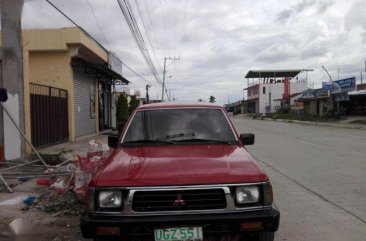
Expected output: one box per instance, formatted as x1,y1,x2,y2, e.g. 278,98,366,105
240,222,263,231
96,227,120,235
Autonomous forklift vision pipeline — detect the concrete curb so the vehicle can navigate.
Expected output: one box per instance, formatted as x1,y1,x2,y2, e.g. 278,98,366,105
267,118,366,130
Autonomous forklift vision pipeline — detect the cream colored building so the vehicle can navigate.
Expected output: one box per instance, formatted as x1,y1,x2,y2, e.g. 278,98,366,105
1,27,129,155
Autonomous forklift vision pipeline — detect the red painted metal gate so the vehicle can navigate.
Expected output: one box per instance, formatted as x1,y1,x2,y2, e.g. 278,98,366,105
30,84,68,147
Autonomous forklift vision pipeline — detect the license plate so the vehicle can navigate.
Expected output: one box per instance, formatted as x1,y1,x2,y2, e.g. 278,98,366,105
154,227,203,241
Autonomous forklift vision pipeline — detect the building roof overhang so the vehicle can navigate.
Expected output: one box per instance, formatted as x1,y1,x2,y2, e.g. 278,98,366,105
244,69,313,78
71,57,129,85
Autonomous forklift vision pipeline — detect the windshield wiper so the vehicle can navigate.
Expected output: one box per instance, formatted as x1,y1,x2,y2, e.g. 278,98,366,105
156,132,195,141
173,138,232,145
122,139,174,145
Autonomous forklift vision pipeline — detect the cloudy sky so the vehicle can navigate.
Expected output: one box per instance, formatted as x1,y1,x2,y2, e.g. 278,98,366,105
19,0,366,104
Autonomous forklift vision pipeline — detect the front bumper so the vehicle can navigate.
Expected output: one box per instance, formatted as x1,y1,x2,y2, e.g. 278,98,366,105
80,206,280,239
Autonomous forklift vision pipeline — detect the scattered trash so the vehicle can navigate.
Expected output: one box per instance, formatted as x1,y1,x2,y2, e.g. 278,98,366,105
87,139,110,160
18,177,31,182
74,170,91,191
9,218,34,235
23,196,38,206
36,178,50,186
55,188,65,195
1,139,113,216
50,178,65,190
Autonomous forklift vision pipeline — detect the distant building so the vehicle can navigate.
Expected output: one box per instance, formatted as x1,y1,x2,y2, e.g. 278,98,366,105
225,100,245,115
244,69,312,114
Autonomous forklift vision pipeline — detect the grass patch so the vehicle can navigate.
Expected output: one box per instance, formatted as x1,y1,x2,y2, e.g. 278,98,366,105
349,120,366,125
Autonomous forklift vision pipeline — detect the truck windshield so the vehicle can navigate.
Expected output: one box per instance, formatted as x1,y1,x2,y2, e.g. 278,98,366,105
122,108,237,145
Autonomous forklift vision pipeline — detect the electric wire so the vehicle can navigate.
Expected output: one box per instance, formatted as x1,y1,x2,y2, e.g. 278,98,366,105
134,0,163,73
86,0,110,49
45,0,154,86
117,0,162,85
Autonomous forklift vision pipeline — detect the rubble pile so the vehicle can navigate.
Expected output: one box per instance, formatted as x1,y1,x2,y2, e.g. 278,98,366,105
35,189,84,215
1,139,112,216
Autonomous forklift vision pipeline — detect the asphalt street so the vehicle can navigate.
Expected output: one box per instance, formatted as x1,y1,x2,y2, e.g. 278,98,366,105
232,117,366,241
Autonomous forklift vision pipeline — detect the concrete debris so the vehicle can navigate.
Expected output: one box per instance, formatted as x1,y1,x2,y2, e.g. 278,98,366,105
35,189,84,215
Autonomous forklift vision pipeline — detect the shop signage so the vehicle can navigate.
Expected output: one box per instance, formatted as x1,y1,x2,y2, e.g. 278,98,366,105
331,77,356,93
322,82,333,91
301,89,328,99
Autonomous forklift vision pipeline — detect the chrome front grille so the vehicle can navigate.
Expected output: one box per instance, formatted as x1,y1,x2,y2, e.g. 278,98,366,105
132,188,227,212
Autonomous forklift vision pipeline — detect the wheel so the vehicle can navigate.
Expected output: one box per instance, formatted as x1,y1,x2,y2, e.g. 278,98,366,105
257,232,274,241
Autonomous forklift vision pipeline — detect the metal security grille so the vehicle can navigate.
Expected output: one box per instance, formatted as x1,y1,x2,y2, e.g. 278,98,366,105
132,189,227,212
30,83,68,147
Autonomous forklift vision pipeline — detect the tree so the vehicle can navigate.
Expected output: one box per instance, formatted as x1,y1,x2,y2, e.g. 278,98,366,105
129,95,140,115
209,96,216,103
116,93,129,134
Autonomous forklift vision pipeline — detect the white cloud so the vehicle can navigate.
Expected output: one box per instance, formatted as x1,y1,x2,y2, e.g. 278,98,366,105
8,0,365,104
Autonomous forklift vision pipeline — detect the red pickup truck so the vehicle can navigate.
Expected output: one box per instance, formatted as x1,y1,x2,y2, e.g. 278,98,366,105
81,103,280,241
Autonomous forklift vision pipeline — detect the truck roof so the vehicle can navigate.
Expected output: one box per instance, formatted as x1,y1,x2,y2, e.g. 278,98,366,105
137,102,223,110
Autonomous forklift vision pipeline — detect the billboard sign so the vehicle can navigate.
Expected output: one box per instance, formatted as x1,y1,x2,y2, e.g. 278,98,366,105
331,77,356,93
301,89,328,99
322,82,333,91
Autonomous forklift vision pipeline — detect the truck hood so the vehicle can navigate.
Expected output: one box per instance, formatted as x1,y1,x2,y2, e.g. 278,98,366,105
91,145,268,187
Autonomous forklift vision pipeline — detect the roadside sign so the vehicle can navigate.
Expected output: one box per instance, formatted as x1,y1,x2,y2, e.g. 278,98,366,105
331,77,356,93
322,82,333,91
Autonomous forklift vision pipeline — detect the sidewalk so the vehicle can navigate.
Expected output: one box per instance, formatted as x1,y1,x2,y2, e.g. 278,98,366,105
38,129,113,159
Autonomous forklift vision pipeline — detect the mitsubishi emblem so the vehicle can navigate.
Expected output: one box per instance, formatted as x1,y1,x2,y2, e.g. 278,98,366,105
173,194,186,206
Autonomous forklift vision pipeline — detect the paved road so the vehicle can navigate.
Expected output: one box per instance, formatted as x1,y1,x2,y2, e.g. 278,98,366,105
232,117,366,241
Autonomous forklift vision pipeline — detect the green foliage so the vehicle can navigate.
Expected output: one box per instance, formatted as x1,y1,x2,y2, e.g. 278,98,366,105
209,95,216,103
128,95,140,115
116,93,129,134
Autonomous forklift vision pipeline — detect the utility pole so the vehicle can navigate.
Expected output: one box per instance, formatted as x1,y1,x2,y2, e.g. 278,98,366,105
145,84,150,104
361,72,363,84
162,56,180,101
1,0,25,160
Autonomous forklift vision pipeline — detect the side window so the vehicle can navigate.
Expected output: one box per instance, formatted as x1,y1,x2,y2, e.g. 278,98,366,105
262,87,266,94
123,112,144,142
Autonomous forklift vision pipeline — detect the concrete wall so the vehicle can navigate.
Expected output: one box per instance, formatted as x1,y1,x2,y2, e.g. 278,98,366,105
258,82,308,113
26,51,75,147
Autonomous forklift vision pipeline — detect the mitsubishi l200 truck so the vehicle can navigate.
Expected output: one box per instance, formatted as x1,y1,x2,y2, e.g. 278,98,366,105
81,103,280,241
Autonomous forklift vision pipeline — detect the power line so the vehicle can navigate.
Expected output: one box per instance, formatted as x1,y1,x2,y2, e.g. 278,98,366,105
86,0,110,49
45,0,153,86
45,0,106,53
117,0,162,85
134,0,162,73
121,61,156,86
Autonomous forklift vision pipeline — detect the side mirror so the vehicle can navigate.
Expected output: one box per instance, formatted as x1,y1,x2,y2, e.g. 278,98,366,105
108,135,120,148
240,133,255,145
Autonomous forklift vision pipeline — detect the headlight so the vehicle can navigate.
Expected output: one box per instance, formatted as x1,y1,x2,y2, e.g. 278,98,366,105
98,191,122,208
235,186,259,204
